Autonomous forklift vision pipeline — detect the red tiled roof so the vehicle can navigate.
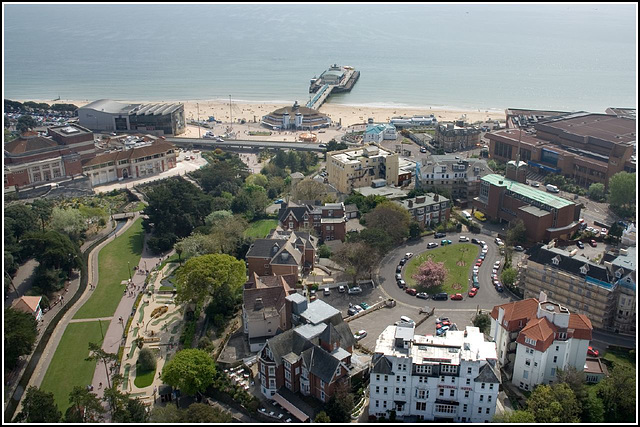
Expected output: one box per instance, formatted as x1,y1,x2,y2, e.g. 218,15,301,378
11,296,42,314
516,316,558,352
5,136,58,154
568,313,593,340
490,298,539,331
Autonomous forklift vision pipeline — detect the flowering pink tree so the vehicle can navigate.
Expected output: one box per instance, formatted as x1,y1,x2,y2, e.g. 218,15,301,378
412,259,447,291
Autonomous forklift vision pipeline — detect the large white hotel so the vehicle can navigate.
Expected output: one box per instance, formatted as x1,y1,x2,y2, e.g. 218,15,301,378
369,324,499,423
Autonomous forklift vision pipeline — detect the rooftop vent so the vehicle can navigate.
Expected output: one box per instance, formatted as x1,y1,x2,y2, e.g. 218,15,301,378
545,304,555,311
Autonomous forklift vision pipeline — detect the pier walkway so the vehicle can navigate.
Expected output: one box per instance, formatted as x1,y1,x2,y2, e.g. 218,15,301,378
306,84,334,110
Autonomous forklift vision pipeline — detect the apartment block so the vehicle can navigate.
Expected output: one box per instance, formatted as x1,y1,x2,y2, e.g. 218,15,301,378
327,144,399,194
395,193,450,228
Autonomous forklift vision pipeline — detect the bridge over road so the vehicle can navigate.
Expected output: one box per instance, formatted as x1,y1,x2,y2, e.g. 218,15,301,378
165,137,326,152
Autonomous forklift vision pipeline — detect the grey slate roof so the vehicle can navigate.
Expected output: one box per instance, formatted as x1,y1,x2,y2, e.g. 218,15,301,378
474,363,501,383
306,346,341,384
319,322,341,348
300,300,341,325
371,353,394,375
266,329,315,367
528,245,612,284
246,238,287,259
333,321,356,349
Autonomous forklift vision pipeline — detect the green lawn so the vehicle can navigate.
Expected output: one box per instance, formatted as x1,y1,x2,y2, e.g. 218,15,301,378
133,365,156,388
404,243,478,294
244,219,278,239
74,218,145,319
603,348,635,370
40,321,106,413
132,201,147,212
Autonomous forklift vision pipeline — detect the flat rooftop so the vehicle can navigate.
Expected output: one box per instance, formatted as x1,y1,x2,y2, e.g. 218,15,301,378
482,174,574,209
355,185,409,200
331,145,393,164
300,299,340,325
538,113,636,145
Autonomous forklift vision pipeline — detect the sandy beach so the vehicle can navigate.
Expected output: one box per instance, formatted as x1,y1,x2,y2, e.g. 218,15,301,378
17,98,506,130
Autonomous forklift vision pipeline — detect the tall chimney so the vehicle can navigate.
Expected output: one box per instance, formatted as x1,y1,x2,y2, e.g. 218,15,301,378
254,298,264,310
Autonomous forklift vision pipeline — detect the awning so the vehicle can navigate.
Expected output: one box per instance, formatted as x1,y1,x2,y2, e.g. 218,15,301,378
273,392,310,422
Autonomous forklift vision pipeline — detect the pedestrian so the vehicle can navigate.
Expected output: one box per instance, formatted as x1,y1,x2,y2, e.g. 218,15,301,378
99,382,102,389
119,316,123,324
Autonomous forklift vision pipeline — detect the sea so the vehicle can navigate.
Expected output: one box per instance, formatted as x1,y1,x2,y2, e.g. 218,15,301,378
3,3,637,113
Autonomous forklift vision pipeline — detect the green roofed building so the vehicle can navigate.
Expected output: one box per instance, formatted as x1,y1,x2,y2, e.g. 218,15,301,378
473,173,581,243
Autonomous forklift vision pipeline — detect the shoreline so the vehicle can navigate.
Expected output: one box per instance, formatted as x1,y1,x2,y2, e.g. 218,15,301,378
13,98,508,127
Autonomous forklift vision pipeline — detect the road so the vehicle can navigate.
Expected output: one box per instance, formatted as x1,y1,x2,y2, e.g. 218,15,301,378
166,137,325,152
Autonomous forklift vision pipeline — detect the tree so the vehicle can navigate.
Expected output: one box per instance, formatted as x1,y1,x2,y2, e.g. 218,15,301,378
175,254,246,310
4,307,38,370
86,342,117,389
500,268,518,286
149,404,184,423
137,347,156,372
244,173,268,188
331,242,380,286
65,386,106,422
50,207,87,242
506,219,526,246
204,210,233,226
31,199,54,232
409,221,424,239
16,114,38,133
231,185,269,221
21,230,81,275
14,386,62,423
4,203,38,240
493,409,536,423
556,366,587,403
472,312,491,334
161,349,217,396
587,182,606,201
608,172,636,211
324,381,354,422
174,234,218,260
314,411,331,423
293,179,325,202
581,392,605,423
365,202,411,245
526,383,580,423
412,259,447,291
348,227,395,255
182,403,233,422
597,364,636,422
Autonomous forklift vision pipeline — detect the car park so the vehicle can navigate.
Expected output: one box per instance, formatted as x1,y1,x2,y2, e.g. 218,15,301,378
338,285,345,293
576,241,584,249
427,242,439,249
354,330,367,340
405,288,417,296
434,232,446,238
589,239,597,247
348,286,362,294
397,279,406,288
416,292,429,299
450,293,463,300
459,236,469,242
587,346,599,357
468,287,478,297
432,292,449,301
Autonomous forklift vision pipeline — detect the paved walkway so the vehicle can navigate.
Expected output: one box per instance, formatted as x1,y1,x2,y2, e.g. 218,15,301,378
4,219,116,411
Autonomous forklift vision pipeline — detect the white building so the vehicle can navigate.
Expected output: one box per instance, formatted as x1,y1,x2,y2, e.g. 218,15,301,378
369,324,500,423
489,291,593,391
390,115,437,128
363,124,398,143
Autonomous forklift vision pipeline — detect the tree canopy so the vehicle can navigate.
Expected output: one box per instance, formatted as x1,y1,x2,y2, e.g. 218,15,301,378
65,385,105,422
525,383,580,423
4,307,38,370
597,364,636,422
506,219,526,246
500,267,517,286
175,253,246,309
412,259,447,290
587,182,606,202
14,386,62,423
161,349,217,396
293,178,326,202
21,230,81,274
331,242,380,286
608,172,636,211
365,202,411,246
16,114,38,133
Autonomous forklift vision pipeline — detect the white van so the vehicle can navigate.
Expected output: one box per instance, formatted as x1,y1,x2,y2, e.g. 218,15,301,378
462,211,472,220
399,316,415,325
546,184,560,193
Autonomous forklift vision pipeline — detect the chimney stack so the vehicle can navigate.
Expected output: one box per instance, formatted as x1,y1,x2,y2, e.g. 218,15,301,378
408,200,413,207
434,194,439,202
254,298,264,310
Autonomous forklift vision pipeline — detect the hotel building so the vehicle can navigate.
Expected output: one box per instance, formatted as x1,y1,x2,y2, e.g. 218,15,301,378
327,144,399,194
395,193,450,228
369,324,499,423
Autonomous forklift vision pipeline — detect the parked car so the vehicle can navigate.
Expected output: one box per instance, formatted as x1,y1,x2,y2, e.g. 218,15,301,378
436,320,451,329
601,228,608,235
450,293,463,300
404,252,414,259
459,236,469,242
395,273,402,281
416,292,429,299
495,284,504,292
479,253,486,260
397,279,406,288
432,292,449,301
441,239,452,245
475,259,483,266
435,317,450,323
494,260,501,269
338,285,346,293
472,276,480,288
576,241,585,249
354,330,367,340
396,265,403,273
436,326,450,336
347,306,359,316
434,232,446,238
589,239,597,247
513,245,525,251
360,302,370,310
531,181,540,187
348,286,362,294
495,237,504,245
471,238,479,244
310,289,316,297
405,288,417,296
399,258,407,266
274,199,284,204
427,242,439,249
420,147,427,153
468,287,478,297
587,346,599,357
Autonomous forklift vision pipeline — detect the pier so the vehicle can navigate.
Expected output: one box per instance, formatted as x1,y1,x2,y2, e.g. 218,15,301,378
306,67,359,110
306,84,334,110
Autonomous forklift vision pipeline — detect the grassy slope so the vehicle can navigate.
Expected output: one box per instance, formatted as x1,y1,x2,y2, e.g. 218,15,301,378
74,217,144,319
244,219,278,239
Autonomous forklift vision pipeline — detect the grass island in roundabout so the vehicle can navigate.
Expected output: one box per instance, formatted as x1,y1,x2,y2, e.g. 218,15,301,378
404,243,479,295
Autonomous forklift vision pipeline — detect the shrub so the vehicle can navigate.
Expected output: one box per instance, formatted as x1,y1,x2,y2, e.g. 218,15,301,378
318,244,332,258
137,347,157,372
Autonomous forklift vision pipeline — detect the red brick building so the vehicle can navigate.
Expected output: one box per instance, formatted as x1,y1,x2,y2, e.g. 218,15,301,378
245,230,317,280
4,125,96,189
278,202,348,242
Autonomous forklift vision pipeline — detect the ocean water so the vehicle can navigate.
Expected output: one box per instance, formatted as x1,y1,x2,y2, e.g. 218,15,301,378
3,3,637,112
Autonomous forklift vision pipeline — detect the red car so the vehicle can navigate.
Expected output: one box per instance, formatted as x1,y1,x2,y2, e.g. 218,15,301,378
405,288,417,296
450,293,463,300
589,239,597,247
468,287,478,297
475,260,483,267
436,320,451,329
587,346,599,357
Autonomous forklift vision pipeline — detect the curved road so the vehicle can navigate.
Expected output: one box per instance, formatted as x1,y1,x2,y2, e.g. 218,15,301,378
376,231,517,311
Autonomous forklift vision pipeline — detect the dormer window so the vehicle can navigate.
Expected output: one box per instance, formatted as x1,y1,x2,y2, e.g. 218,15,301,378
552,256,561,265
580,265,588,275
524,337,537,346
615,268,624,278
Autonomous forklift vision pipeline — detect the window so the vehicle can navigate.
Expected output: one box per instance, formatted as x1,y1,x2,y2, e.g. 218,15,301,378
525,337,537,346
268,366,275,376
440,375,445,382
269,378,276,389
463,404,468,412
284,360,291,370
450,376,455,384
395,387,399,394
396,376,400,382
487,395,492,403
416,401,426,411
285,370,291,381
416,389,427,399
375,386,380,394
383,387,388,395
478,407,483,414
467,367,472,374
523,370,529,379
403,376,407,382
449,389,455,397
489,384,494,390
464,390,469,398
375,400,379,408
480,395,484,402
320,390,325,401
466,378,471,386
441,364,457,374
486,408,491,414
260,363,265,374
384,375,388,382
376,374,380,381
320,380,325,390
553,356,558,363
556,346,559,352
481,383,485,389
439,388,444,397
551,368,556,377
383,401,387,408
525,359,531,366
401,388,405,395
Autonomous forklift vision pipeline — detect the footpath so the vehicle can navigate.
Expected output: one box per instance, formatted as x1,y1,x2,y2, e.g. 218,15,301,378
4,219,116,413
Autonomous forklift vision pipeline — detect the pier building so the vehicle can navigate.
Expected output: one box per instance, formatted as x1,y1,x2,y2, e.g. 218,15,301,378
261,101,331,131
